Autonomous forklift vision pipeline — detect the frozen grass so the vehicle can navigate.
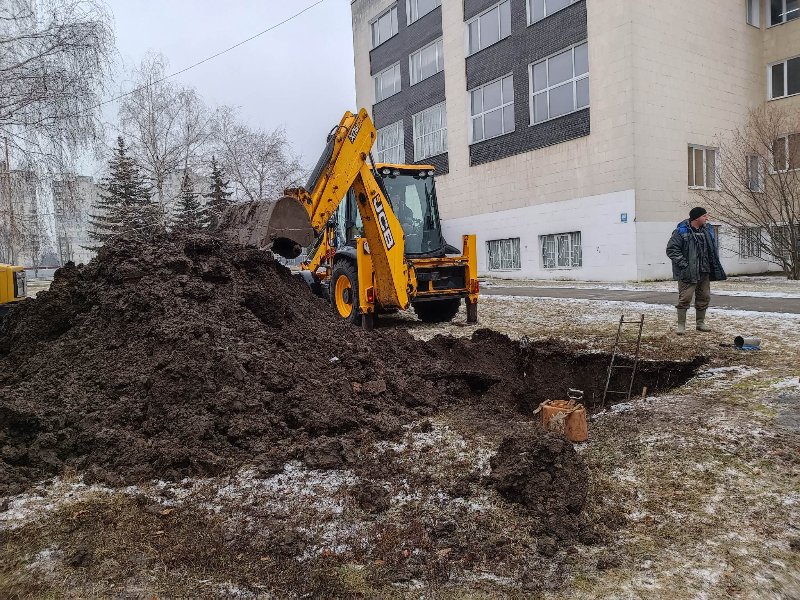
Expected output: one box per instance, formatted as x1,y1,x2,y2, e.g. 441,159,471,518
2,289,800,598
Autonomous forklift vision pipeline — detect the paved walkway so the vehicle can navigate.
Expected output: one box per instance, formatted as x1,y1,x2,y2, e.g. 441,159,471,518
482,286,800,314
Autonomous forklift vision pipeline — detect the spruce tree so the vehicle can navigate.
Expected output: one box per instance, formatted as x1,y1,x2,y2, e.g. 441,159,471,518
86,136,157,249
173,170,209,230
204,156,232,223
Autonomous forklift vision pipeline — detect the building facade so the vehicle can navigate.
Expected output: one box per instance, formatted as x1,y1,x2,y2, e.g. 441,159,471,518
351,0,799,280
52,176,102,266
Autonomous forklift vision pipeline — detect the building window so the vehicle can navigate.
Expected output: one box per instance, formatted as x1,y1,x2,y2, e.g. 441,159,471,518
375,121,405,164
739,226,762,258
769,225,796,260
407,0,440,24
747,0,761,26
711,224,721,250
688,145,718,189
487,238,521,270
371,5,399,49
772,133,800,172
541,231,582,269
529,42,589,124
769,56,800,100
528,0,577,25
470,74,515,143
770,0,799,25
409,38,444,85
413,102,447,160
374,63,401,103
466,0,511,56
747,155,763,191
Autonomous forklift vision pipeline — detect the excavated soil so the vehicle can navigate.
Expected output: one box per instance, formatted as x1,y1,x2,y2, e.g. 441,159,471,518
0,233,700,533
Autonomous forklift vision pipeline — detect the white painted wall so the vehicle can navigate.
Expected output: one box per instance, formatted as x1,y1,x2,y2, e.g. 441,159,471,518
441,188,638,281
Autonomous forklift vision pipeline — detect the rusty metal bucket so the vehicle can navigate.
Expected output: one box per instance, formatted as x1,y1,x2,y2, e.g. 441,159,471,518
215,197,315,258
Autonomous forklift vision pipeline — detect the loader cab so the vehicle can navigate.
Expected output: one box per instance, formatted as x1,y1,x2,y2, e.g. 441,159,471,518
331,164,447,257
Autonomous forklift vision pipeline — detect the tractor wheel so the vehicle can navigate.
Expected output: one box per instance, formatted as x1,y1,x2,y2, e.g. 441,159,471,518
412,298,461,323
331,260,362,326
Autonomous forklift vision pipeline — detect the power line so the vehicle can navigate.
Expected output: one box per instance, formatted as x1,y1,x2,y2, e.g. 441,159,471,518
11,0,328,130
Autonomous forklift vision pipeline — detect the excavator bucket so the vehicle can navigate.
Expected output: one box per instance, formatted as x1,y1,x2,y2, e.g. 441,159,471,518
215,196,315,259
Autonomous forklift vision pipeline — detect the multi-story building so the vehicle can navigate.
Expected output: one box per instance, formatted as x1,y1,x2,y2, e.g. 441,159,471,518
350,0,799,280
52,175,102,266
1,163,40,266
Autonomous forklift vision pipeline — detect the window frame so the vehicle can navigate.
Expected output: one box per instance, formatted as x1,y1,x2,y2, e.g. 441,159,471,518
375,120,406,165
526,0,579,26
746,154,764,192
409,37,444,86
768,0,799,26
406,0,441,25
373,62,402,104
468,73,515,144
739,226,763,259
412,101,448,161
487,237,522,271
528,41,590,126
540,231,582,269
688,144,720,190
771,133,800,172
370,4,399,49
465,0,512,57
768,55,800,100
747,0,761,26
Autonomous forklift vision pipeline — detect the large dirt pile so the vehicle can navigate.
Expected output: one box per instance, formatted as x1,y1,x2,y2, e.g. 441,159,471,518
0,234,453,495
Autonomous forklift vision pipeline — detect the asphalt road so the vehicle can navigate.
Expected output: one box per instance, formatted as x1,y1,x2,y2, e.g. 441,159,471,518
482,286,800,314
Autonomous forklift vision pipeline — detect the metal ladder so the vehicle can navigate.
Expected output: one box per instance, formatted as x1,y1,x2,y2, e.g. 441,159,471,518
601,314,645,408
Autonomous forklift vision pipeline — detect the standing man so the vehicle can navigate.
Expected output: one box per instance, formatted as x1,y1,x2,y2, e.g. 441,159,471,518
666,207,727,335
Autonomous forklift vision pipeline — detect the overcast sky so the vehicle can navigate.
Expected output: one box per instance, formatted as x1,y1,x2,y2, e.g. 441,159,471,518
104,0,356,170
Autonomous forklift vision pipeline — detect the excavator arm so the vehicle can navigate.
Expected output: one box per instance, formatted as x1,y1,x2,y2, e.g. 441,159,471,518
217,109,412,310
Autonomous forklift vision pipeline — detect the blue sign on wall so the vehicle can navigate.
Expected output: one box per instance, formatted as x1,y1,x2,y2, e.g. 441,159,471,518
620,213,628,223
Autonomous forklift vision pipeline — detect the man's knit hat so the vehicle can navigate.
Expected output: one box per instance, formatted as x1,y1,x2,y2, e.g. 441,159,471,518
689,207,707,221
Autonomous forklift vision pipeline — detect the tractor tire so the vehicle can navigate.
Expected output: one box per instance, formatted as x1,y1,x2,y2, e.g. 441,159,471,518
412,298,461,323
330,259,362,326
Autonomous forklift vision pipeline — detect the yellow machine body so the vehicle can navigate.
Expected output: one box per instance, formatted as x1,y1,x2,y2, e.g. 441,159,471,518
0,263,27,316
217,109,478,329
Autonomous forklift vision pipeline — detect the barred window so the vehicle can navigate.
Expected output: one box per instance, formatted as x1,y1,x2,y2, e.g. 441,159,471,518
739,226,762,258
375,121,405,164
541,231,582,269
711,224,721,250
769,224,798,260
487,238,521,270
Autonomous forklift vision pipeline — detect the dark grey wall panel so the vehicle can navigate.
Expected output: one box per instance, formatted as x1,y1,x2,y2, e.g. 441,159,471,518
369,4,443,76
372,70,449,173
465,0,589,166
469,108,589,166
369,3,448,174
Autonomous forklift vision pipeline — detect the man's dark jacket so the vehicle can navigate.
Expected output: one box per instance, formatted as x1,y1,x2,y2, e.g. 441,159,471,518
666,220,727,283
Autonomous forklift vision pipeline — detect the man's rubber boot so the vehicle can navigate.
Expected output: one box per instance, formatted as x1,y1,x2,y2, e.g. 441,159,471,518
676,308,687,335
696,309,711,332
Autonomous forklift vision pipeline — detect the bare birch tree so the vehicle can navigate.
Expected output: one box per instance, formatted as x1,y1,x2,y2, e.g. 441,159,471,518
0,0,114,264
696,106,800,279
118,52,212,226
212,105,306,202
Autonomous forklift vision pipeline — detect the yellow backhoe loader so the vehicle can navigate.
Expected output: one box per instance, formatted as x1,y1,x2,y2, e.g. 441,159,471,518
218,108,479,329
0,263,27,317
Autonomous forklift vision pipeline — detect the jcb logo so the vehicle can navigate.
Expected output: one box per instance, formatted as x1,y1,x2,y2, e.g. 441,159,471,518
348,118,361,143
372,196,395,251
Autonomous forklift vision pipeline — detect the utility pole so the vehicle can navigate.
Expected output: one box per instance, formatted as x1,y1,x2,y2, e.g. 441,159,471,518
3,137,18,265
